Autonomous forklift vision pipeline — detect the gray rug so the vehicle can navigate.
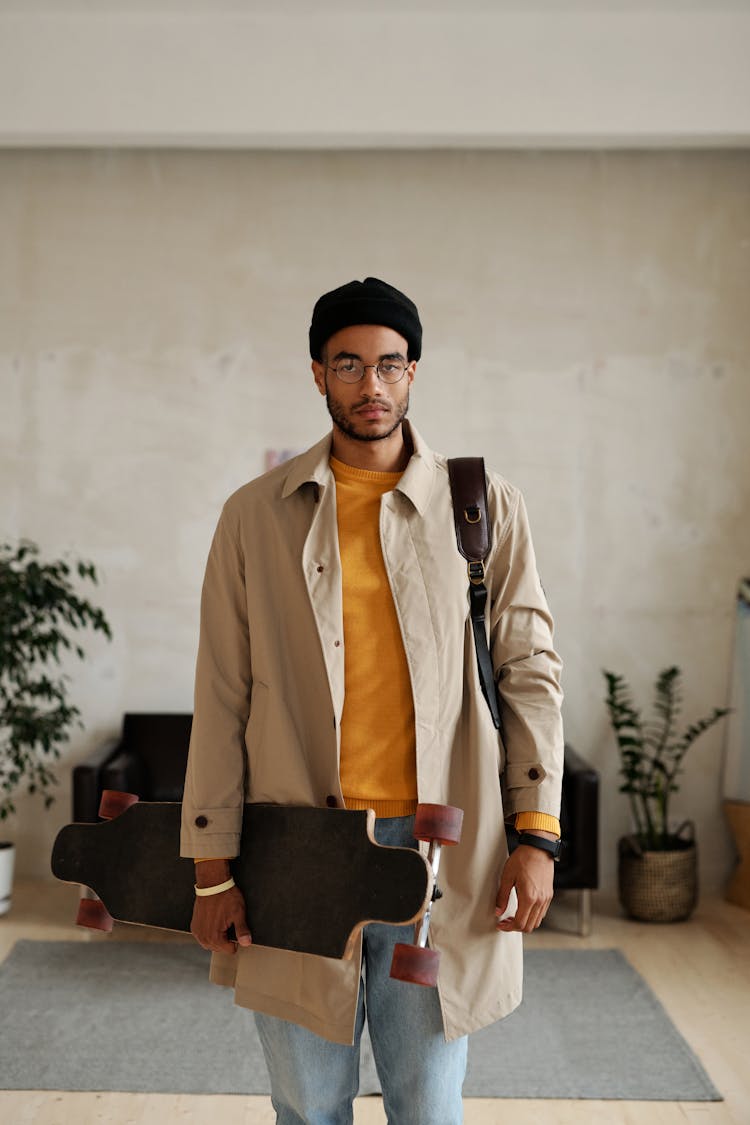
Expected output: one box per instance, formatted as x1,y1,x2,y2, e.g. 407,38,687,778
0,940,720,1101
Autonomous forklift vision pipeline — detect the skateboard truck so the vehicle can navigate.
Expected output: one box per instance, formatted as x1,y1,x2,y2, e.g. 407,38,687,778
74,789,141,932
389,803,463,988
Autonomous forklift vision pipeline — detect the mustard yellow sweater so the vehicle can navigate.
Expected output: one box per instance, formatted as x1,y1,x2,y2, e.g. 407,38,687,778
332,457,419,817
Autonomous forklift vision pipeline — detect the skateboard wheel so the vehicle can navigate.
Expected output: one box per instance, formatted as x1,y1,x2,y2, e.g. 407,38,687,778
413,804,463,846
99,789,140,819
76,896,114,932
390,943,441,987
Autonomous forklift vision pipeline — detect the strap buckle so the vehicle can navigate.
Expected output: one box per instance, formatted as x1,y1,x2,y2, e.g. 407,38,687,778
467,560,485,586
464,506,482,524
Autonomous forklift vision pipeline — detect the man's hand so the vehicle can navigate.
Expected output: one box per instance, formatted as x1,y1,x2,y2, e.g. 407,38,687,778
190,860,252,954
495,832,557,934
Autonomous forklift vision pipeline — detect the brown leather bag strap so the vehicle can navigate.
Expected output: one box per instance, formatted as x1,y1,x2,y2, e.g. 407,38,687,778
447,458,502,730
447,457,491,565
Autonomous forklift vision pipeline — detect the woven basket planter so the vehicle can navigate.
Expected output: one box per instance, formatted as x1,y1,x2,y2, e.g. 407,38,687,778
618,832,698,923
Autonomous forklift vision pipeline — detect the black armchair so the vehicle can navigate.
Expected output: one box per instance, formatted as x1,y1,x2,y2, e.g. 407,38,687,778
73,712,193,821
74,716,599,934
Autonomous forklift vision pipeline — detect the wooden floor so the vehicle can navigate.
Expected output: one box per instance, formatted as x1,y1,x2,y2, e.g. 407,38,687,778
1,881,749,1124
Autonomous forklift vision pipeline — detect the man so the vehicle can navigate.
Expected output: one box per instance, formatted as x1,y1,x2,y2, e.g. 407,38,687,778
181,277,564,1124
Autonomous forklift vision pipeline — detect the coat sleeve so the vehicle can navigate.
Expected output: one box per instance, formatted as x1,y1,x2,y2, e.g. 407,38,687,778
180,502,252,859
487,484,564,822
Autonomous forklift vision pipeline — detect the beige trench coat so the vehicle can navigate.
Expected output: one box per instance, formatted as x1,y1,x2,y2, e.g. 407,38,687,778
180,421,564,1044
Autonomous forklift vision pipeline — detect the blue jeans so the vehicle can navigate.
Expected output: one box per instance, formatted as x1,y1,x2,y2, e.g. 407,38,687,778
254,814,468,1125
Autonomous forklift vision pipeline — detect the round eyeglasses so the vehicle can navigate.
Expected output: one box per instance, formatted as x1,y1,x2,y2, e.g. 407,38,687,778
327,359,409,384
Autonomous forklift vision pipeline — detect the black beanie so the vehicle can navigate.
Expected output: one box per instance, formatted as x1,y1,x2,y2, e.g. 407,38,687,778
309,277,422,362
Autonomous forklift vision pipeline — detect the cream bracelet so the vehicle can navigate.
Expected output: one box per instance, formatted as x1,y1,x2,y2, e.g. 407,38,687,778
194,876,236,897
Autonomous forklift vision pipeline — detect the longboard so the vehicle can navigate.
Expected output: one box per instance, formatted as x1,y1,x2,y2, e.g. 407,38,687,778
51,797,463,987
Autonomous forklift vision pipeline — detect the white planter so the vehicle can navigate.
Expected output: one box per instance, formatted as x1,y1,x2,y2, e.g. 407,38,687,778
0,842,15,916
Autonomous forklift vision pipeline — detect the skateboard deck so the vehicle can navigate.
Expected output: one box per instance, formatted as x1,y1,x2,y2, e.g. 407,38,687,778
51,801,433,960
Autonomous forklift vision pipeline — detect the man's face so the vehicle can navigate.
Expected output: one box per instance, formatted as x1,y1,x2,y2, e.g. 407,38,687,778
312,324,416,445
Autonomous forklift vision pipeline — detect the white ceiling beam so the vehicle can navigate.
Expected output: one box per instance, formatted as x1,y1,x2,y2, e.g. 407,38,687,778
0,10,748,148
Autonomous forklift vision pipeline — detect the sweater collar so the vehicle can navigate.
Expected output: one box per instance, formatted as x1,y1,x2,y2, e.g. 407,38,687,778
280,420,435,516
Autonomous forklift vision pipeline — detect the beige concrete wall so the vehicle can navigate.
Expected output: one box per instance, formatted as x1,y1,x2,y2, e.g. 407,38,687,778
2,149,748,898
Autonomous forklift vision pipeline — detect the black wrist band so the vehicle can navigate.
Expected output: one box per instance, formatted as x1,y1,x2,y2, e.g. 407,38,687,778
517,832,562,861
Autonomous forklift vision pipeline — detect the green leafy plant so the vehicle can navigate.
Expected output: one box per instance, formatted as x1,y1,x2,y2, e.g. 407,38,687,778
0,538,113,820
603,666,729,851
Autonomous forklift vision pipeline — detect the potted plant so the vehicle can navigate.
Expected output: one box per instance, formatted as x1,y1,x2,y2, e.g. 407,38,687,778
603,666,729,922
0,538,112,914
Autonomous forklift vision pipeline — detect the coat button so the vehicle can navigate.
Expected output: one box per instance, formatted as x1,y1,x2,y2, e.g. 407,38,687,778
528,768,540,781
334,640,341,647
195,815,208,828
326,795,338,808
317,565,324,573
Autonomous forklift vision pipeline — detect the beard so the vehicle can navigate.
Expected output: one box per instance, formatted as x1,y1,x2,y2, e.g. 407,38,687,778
325,386,410,444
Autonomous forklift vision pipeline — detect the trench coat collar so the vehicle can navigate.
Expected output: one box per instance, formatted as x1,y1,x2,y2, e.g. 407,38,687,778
280,421,435,516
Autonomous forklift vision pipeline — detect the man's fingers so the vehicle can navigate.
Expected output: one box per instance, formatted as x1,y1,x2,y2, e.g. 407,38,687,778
231,908,252,947
524,903,544,933
506,898,533,932
226,890,252,946
209,935,240,954
190,887,251,953
495,880,553,931
495,884,518,926
513,892,552,933
495,877,514,917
